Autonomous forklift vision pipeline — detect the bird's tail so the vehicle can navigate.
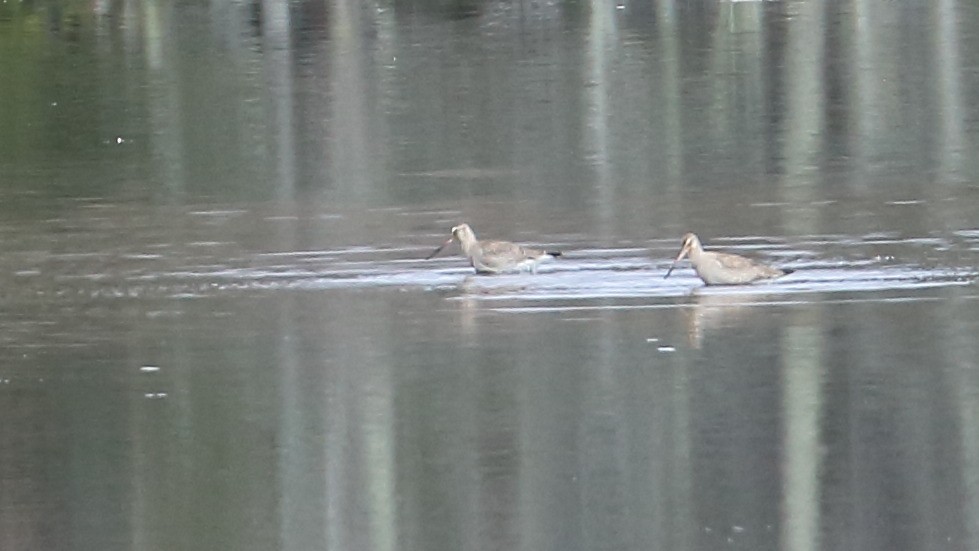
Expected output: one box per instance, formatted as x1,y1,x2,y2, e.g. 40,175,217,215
547,251,562,257
781,268,796,276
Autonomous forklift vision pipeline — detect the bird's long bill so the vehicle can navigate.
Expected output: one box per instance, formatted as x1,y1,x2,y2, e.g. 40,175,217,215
425,238,453,260
663,246,689,279
673,246,690,264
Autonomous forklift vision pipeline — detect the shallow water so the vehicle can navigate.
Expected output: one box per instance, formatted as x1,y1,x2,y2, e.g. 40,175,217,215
2,1,979,550
4,202,975,301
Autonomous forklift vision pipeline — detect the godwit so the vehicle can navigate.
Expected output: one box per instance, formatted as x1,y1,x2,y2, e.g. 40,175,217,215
426,223,561,274
664,233,793,285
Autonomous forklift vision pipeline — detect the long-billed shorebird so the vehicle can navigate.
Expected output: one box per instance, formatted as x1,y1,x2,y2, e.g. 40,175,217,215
664,232,793,285
426,223,561,274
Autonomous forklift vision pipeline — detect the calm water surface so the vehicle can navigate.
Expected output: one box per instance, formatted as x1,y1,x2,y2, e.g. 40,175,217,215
2,1,979,550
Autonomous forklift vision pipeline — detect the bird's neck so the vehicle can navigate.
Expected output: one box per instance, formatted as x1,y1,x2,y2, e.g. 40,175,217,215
459,238,481,257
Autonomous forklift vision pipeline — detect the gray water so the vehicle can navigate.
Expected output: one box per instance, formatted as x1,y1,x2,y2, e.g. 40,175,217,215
2,1,979,550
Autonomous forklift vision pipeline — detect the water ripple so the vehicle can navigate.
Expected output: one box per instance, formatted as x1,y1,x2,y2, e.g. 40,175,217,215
3,233,976,302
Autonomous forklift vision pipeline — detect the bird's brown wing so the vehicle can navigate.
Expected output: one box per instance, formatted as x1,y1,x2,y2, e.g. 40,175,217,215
474,240,521,269
713,251,784,278
480,240,526,257
712,252,760,271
